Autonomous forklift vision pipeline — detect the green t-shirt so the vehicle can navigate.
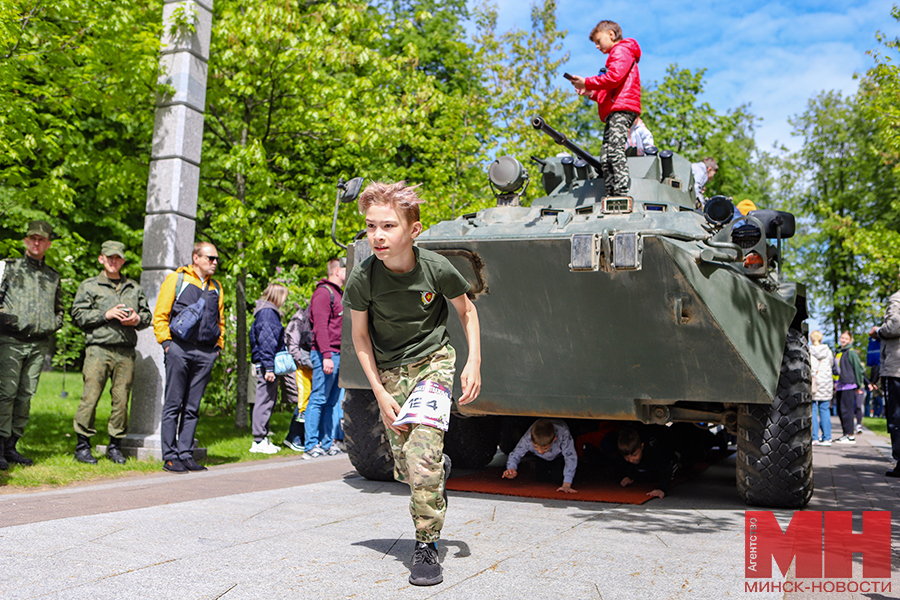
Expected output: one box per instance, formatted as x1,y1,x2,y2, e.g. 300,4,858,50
343,247,470,368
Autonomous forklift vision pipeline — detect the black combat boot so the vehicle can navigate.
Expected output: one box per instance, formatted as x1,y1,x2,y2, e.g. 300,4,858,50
106,438,127,465
0,438,8,470
74,434,98,464
5,436,33,466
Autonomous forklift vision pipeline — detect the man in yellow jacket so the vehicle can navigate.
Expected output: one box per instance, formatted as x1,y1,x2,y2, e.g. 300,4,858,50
152,242,225,473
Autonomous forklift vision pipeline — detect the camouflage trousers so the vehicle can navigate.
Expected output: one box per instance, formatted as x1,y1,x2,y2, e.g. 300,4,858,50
74,345,135,439
380,345,456,543
599,110,638,196
0,334,50,439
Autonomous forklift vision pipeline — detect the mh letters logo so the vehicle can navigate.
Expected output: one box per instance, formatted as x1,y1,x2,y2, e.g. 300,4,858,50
745,511,891,579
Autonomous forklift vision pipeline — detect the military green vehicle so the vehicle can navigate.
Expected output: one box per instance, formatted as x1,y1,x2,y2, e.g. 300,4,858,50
336,117,812,509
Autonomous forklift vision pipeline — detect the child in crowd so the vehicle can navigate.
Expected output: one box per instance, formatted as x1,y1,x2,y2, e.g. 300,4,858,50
344,181,481,587
691,157,718,206
627,117,655,156
616,426,678,499
502,418,578,494
568,20,642,197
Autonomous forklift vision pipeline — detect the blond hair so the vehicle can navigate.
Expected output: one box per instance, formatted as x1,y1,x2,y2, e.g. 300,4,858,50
357,181,424,225
810,330,823,345
259,283,289,309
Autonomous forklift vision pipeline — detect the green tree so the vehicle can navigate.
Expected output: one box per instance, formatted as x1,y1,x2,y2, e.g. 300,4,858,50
374,0,494,224
782,90,900,341
200,0,446,424
641,64,773,202
473,0,582,204
863,4,900,174
0,1,162,366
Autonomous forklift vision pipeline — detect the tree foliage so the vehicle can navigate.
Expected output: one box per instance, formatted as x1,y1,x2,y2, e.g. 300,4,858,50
781,90,900,341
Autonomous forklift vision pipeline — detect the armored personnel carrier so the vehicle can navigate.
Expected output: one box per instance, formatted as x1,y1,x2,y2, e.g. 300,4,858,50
337,117,812,509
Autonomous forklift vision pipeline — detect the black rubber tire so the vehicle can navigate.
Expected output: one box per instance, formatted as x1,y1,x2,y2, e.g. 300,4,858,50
444,415,500,469
343,388,394,481
736,329,814,508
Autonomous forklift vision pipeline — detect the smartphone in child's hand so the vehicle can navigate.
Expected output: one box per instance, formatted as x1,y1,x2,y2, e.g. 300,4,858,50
563,72,576,81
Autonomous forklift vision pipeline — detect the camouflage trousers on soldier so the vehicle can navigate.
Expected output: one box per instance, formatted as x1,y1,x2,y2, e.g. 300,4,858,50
380,345,456,543
599,110,638,197
0,334,50,439
74,345,135,439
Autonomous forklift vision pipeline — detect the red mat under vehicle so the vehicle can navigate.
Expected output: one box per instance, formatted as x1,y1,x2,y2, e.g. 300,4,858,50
445,452,733,505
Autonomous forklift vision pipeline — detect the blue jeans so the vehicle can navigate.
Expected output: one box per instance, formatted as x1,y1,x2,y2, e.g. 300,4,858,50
304,350,341,452
812,400,832,441
333,388,345,442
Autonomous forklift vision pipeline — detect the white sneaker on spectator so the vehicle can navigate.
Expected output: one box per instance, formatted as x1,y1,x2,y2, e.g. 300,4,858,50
263,438,280,452
283,439,304,452
835,436,856,444
302,447,325,460
250,440,278,454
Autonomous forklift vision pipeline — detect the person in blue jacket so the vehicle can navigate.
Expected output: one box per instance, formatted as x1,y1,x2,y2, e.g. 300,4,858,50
249,283,290,454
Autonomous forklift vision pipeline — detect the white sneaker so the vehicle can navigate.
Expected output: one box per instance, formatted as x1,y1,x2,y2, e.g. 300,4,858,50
820,439,833,446
835,436,856,445
812,439,821,446
263,438,280,452
250,440,279,454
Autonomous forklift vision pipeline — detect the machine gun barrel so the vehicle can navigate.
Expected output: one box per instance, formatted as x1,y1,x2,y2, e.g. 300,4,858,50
532,116,604,174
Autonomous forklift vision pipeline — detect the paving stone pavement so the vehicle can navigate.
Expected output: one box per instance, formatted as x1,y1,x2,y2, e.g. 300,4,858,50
1,418,899,600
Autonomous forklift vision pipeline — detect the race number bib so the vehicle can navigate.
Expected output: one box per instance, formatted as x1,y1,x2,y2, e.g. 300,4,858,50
392,380,452,432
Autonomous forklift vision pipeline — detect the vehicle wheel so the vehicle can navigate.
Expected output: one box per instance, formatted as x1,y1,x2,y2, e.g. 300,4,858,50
444,415,500,469
736,329,813,508
343,389,394,481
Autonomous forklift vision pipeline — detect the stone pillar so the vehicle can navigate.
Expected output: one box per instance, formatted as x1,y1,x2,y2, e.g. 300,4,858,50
120,0,213,460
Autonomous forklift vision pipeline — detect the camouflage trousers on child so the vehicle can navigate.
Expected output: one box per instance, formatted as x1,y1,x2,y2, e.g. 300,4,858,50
380,345,456,543
600,110,638,196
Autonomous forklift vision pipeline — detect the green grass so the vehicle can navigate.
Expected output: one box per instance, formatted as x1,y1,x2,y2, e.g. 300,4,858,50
0,371,299,489
864,416,888,437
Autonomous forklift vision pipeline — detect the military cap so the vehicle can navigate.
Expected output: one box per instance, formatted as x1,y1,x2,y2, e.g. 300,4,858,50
100,241,126,258
26,220,54,239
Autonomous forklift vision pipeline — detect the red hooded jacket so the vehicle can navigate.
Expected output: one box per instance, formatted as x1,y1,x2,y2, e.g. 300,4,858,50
584,38,642,122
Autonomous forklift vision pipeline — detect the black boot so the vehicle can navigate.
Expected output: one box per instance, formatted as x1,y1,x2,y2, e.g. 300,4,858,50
6,436,33,466
0,438,8,470
74,434,98,464
106,438,127,465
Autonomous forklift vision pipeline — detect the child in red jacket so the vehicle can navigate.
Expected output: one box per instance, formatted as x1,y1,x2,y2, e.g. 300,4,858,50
569,20,642,198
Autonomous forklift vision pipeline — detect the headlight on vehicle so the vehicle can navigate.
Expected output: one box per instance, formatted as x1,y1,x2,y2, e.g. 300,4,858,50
731,222,763,248
704,195,734,226
743,251,764,270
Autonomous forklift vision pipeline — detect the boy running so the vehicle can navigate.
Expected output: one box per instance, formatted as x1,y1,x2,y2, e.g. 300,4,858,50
343,181,481,586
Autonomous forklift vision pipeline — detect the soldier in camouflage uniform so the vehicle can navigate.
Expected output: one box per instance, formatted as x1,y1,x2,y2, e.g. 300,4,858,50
0,220,64,469
71,241,152,464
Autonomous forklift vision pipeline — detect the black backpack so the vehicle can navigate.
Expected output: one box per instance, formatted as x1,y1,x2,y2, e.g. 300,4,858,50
293,304,315,351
